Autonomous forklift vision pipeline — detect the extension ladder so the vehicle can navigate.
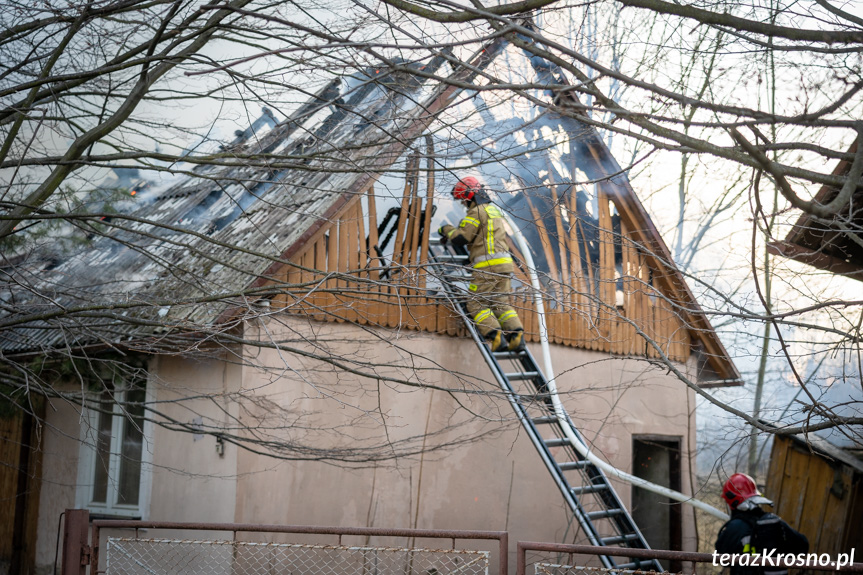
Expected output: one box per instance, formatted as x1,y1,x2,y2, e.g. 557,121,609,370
430,244,664,572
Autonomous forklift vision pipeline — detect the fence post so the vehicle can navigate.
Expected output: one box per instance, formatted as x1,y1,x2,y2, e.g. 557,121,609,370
61,509,89,575
499,532,508,575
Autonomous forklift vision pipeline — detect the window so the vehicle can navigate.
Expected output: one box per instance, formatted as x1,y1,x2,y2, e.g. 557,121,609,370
76,367,152,518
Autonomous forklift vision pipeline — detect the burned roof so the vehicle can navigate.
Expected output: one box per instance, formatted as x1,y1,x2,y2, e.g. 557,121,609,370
1,56,459,354
1,35,740,385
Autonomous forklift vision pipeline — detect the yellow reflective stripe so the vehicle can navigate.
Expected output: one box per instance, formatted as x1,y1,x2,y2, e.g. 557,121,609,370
468,284,478,292
460,217,480,228
743,544,756,555
498,310,518,322
447,229,456,238
485,206,495,254
474,309,493,323
474,252,510,264
473,256,513,269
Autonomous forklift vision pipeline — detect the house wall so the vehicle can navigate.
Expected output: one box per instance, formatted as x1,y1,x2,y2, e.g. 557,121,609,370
232,316,698,567
32,317,699,574
146,355,240,525
32,353,241,575
33,398,82,575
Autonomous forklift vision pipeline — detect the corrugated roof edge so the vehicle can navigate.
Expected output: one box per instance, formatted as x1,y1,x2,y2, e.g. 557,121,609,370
764,420,863,474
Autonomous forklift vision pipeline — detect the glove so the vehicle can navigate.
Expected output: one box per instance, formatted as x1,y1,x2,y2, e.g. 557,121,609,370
438,224,453,245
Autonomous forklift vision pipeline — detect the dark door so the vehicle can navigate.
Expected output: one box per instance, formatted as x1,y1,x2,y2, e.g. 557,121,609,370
632,436,682,571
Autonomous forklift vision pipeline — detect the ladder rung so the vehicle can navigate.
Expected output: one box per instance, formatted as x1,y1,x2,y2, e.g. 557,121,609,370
559,461,589,471
493,350,525,360
531,415,558,425
504,371,539,381
600,534,640,545
435,254,469,262
571,484,609,495
586,508,624,520
544,438,570,447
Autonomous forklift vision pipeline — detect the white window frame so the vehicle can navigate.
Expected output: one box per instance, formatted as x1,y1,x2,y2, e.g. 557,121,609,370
75,368,154,518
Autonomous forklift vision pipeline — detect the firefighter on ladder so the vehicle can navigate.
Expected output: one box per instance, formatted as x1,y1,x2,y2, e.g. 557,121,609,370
438,176,525,353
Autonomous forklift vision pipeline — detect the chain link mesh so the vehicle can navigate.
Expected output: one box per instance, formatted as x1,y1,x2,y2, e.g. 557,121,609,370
535,563,664,575
106,537,489,575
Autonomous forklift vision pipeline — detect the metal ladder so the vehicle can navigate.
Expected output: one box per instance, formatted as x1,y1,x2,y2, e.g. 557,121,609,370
430,245,664,572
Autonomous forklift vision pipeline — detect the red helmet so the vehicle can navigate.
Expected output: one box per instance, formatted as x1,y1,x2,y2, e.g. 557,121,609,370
452,176,481,201
722,473,761,509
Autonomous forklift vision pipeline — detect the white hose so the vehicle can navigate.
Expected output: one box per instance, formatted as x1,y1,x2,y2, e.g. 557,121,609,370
506,219,729,521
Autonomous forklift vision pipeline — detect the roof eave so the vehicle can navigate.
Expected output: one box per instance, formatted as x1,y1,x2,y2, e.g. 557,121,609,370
767,240,863,282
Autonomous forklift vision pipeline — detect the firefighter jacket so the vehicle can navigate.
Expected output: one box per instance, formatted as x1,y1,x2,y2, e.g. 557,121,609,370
441,200,514,273
715,507,808,575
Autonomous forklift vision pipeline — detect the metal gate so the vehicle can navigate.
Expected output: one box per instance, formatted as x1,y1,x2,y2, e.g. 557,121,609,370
104,537,490,575
516,542,863,575
59,511,507,575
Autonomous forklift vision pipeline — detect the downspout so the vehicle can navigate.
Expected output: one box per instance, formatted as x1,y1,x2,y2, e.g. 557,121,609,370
506,218,729,521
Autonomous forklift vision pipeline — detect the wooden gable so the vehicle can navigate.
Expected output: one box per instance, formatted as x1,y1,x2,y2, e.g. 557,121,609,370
262,155,733,382
241,32,739,386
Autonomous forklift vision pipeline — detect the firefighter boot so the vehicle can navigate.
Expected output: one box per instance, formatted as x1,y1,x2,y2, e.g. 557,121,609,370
485,330,509,353
507,328,525,352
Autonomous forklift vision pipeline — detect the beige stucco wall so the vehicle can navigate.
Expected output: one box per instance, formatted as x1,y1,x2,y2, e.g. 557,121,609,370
146,354,239,526
232,316,699,565
33,316,699,573
33,353,240,574
33,399,81,574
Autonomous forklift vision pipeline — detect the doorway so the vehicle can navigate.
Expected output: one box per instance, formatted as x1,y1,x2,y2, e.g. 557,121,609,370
631,436,682,570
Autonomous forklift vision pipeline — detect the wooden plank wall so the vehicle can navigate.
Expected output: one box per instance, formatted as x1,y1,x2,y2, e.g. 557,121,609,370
0,409,43,574
270,183,463,336
0,413,21,563
269,183,691,364
507,187,690,363
766,435,862,557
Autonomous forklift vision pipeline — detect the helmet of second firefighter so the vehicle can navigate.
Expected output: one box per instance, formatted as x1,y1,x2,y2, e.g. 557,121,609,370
721,473,763,509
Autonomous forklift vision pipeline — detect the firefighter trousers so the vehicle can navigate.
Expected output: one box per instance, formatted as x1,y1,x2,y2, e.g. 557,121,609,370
465,270,524,339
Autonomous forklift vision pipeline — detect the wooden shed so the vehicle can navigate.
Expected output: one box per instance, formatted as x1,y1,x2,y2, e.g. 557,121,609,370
765,433,863,556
